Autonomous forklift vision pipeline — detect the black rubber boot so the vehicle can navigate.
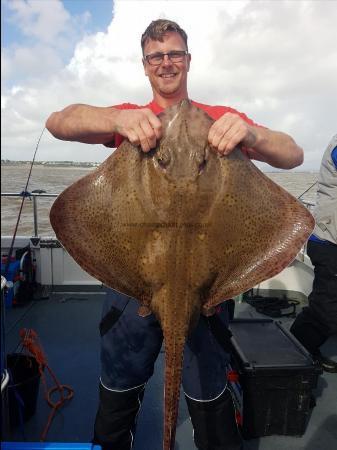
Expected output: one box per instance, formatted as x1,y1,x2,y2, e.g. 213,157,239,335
93,382,145,450
185,388,243,450
314,351,337,373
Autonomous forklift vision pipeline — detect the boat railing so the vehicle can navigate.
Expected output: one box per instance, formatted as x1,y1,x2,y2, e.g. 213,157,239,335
1,191,58,238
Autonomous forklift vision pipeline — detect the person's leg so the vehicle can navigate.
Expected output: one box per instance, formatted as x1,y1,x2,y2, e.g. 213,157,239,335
306,241,337,337
93,289,163,449
290,241,337,371
183,302,243,450
289,307,327,355
290,241,337,348
94,383,145,450
185,388,241,450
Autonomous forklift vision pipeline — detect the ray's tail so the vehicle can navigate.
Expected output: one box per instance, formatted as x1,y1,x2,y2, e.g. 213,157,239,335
152,288,199,450
163,331,186,450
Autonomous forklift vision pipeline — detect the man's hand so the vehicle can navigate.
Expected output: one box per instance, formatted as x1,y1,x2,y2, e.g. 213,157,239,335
208,113,257,155
114,108,162,152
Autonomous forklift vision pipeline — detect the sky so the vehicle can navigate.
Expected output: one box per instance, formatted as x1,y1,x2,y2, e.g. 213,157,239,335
1,0,337,171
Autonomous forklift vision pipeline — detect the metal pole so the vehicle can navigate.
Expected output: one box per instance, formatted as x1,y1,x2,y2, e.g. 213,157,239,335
1,276,10,440
1,276,7,388
32,196,38,237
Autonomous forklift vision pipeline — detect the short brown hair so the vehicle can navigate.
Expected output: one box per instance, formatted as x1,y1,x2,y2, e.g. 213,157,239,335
141,19,188,54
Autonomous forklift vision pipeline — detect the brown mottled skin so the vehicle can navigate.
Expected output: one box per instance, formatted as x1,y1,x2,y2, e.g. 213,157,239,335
50,100,314,450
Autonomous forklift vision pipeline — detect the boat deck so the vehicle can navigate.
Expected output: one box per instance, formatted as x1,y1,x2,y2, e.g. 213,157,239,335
2,288,337,450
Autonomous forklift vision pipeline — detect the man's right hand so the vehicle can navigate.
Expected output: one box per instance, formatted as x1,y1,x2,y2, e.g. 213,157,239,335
113,108,162,152
46,104,163,151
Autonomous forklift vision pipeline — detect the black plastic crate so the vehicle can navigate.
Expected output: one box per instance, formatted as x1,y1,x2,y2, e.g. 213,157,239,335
228,319,322,439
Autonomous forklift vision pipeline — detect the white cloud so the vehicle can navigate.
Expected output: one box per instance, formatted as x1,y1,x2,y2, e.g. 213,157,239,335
2,0,95,85
2,0,337,170
6,0,72,43
3,44,64,81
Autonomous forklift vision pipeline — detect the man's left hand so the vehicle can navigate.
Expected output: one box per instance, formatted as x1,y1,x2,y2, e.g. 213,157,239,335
208,112,257,155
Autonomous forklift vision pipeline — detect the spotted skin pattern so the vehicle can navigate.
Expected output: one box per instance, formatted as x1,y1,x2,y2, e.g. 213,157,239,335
50,100,314,450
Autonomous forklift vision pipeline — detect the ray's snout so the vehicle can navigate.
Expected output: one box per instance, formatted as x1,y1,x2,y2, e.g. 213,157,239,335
152,100,213,184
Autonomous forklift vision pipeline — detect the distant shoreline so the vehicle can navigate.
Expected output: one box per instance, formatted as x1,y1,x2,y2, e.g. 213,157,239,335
1,160,99,168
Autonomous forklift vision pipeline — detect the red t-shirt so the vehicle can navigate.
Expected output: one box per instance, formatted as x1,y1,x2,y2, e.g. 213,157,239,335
105,100,260,151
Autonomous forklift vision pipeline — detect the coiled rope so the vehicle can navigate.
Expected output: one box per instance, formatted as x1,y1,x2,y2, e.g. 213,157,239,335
243,291,300,318
19,328,74,441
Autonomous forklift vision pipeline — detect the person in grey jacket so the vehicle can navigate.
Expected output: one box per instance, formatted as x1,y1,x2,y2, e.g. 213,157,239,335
290,134,337,372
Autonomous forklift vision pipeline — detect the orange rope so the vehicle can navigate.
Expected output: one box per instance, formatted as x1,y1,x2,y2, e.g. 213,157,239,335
19,328,74,441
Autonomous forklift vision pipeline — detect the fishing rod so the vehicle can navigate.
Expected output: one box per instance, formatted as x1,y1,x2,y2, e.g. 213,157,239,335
297,180,317,200
3,127,46,280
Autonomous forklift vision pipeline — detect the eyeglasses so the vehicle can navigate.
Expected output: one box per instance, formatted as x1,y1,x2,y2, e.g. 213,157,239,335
144,50,188,66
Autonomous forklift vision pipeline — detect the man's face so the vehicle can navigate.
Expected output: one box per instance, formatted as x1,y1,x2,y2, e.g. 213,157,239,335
143,32,191,102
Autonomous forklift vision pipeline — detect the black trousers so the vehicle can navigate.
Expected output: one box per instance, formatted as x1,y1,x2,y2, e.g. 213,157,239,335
93,383,145,450
93,382,242,450
290,240,337,355
185,388,243,450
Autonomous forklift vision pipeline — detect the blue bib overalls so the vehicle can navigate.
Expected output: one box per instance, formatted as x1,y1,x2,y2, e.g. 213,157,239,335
94,288,243,450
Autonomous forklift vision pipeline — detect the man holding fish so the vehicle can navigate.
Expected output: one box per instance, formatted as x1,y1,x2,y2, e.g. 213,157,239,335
47,19,305,450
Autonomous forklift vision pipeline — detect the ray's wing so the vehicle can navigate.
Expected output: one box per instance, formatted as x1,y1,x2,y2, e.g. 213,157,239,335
50,141,152,302
204,149,314,307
